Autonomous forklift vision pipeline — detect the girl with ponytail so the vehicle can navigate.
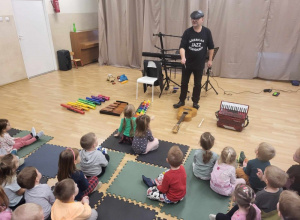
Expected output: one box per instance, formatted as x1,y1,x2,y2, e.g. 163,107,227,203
131,114,159,154
193,132,218,180
209,184,261,220
114,104,136,144
0,154,25,209
210,147,246,196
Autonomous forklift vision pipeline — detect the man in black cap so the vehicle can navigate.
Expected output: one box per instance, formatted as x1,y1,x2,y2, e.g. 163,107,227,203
173,10,214,110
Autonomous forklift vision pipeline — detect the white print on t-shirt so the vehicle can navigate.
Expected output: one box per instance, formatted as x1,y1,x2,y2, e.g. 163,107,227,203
189,38,204,51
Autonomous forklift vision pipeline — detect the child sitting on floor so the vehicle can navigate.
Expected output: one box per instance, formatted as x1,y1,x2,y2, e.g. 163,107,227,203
12,203,44,220
51,179,98,220
132,114,159,154
80,132,109,178
210,146,246,196
58,148,101,201
0,154,25,209
0,119,44,156
0,186,12,220
193,132,218,180
17,166,55,220
142,145,186,203
209,184,261,220
284,147,300,195
236,142,276,192
114,104,136,144
256,165,288,218
277,190,300,220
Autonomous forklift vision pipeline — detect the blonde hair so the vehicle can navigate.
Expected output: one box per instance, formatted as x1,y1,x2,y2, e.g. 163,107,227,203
12,203,44,220
278,190,300,220
135,115,150,137
219,146,236,166
257,142,275,161
200,132,215,164
121,104,135,137
265,165,288,188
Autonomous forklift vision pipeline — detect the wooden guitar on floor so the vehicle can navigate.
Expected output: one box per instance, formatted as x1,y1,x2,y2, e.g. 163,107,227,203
172,106,197,133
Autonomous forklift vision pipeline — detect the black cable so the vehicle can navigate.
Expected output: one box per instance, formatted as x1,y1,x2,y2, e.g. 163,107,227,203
210,74,300,95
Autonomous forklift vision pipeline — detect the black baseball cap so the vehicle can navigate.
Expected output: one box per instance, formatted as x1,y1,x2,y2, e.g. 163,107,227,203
190,10,204,19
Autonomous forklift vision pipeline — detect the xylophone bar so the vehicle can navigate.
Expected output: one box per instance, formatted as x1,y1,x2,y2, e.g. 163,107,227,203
61,104,85,114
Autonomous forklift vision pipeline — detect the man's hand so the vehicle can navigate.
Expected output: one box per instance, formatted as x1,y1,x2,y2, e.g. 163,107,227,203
181,58,186,65
207,60,213,68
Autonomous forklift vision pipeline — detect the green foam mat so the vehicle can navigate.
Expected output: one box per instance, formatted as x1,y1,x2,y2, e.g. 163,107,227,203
13,131,53,158
160,149,230,219
100,151,125,183
107,161,165,207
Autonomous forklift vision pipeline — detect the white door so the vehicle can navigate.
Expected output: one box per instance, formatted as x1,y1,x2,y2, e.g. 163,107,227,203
12,0,56,78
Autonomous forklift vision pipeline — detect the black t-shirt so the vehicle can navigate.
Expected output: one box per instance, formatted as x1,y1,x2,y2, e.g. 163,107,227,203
179,26,214,69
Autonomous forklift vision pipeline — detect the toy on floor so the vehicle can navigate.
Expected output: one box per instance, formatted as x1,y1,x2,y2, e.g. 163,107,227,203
98,95,110,101
135,100,151,117
60,104,85,114
107,74,115,83
118,74,128,82
86,97,101,105
61,94,110,114
67,102,90,111
77,99,96,109
100,101,128,116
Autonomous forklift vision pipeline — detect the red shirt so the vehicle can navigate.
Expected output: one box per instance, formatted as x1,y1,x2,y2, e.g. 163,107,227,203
157,165,187,202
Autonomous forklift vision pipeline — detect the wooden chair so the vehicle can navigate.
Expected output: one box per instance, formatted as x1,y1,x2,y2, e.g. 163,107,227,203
70,51,83,68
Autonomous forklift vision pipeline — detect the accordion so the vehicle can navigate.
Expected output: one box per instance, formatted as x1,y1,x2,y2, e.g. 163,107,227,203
215,101,249,132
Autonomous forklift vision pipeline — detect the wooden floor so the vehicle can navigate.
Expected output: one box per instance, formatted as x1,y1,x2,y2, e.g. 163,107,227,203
1,63,299,218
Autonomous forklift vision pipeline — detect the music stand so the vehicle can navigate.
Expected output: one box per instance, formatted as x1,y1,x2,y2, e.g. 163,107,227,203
153,32,182,98
201,47,219,95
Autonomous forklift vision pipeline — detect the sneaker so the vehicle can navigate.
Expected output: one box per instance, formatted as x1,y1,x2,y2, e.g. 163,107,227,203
92,182,102,192
142,175,156,187
173,101,185,109
209,214,216,220
237,151,246,164
36,131,44,139
11,149,18,155
193,103,200,110
97,146,107,155
31,127,36,137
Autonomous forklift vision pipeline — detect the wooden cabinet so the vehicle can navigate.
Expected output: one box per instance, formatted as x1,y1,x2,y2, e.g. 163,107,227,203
70,30,99,66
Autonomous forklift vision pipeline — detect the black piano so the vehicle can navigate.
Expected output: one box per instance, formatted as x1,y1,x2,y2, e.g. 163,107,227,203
142,52,182,68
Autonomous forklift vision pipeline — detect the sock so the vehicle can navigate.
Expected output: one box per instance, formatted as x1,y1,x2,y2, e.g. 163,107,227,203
142,175,156,187
31,127,36,137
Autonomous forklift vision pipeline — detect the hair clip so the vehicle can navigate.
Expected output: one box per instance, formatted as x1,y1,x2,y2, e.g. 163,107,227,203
67,148,76,162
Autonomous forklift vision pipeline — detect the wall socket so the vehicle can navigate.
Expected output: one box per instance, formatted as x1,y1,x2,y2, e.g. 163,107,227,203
0,17,3,22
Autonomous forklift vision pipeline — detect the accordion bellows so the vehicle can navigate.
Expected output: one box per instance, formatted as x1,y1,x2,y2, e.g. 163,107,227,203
215,101,249,132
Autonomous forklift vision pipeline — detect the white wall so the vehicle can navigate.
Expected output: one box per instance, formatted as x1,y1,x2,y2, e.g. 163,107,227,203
46,0,98,14
0,0,99,85
0,0,14,15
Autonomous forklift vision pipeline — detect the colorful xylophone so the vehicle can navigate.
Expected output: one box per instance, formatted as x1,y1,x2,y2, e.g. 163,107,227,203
61,94,110,114
135,100,151,117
